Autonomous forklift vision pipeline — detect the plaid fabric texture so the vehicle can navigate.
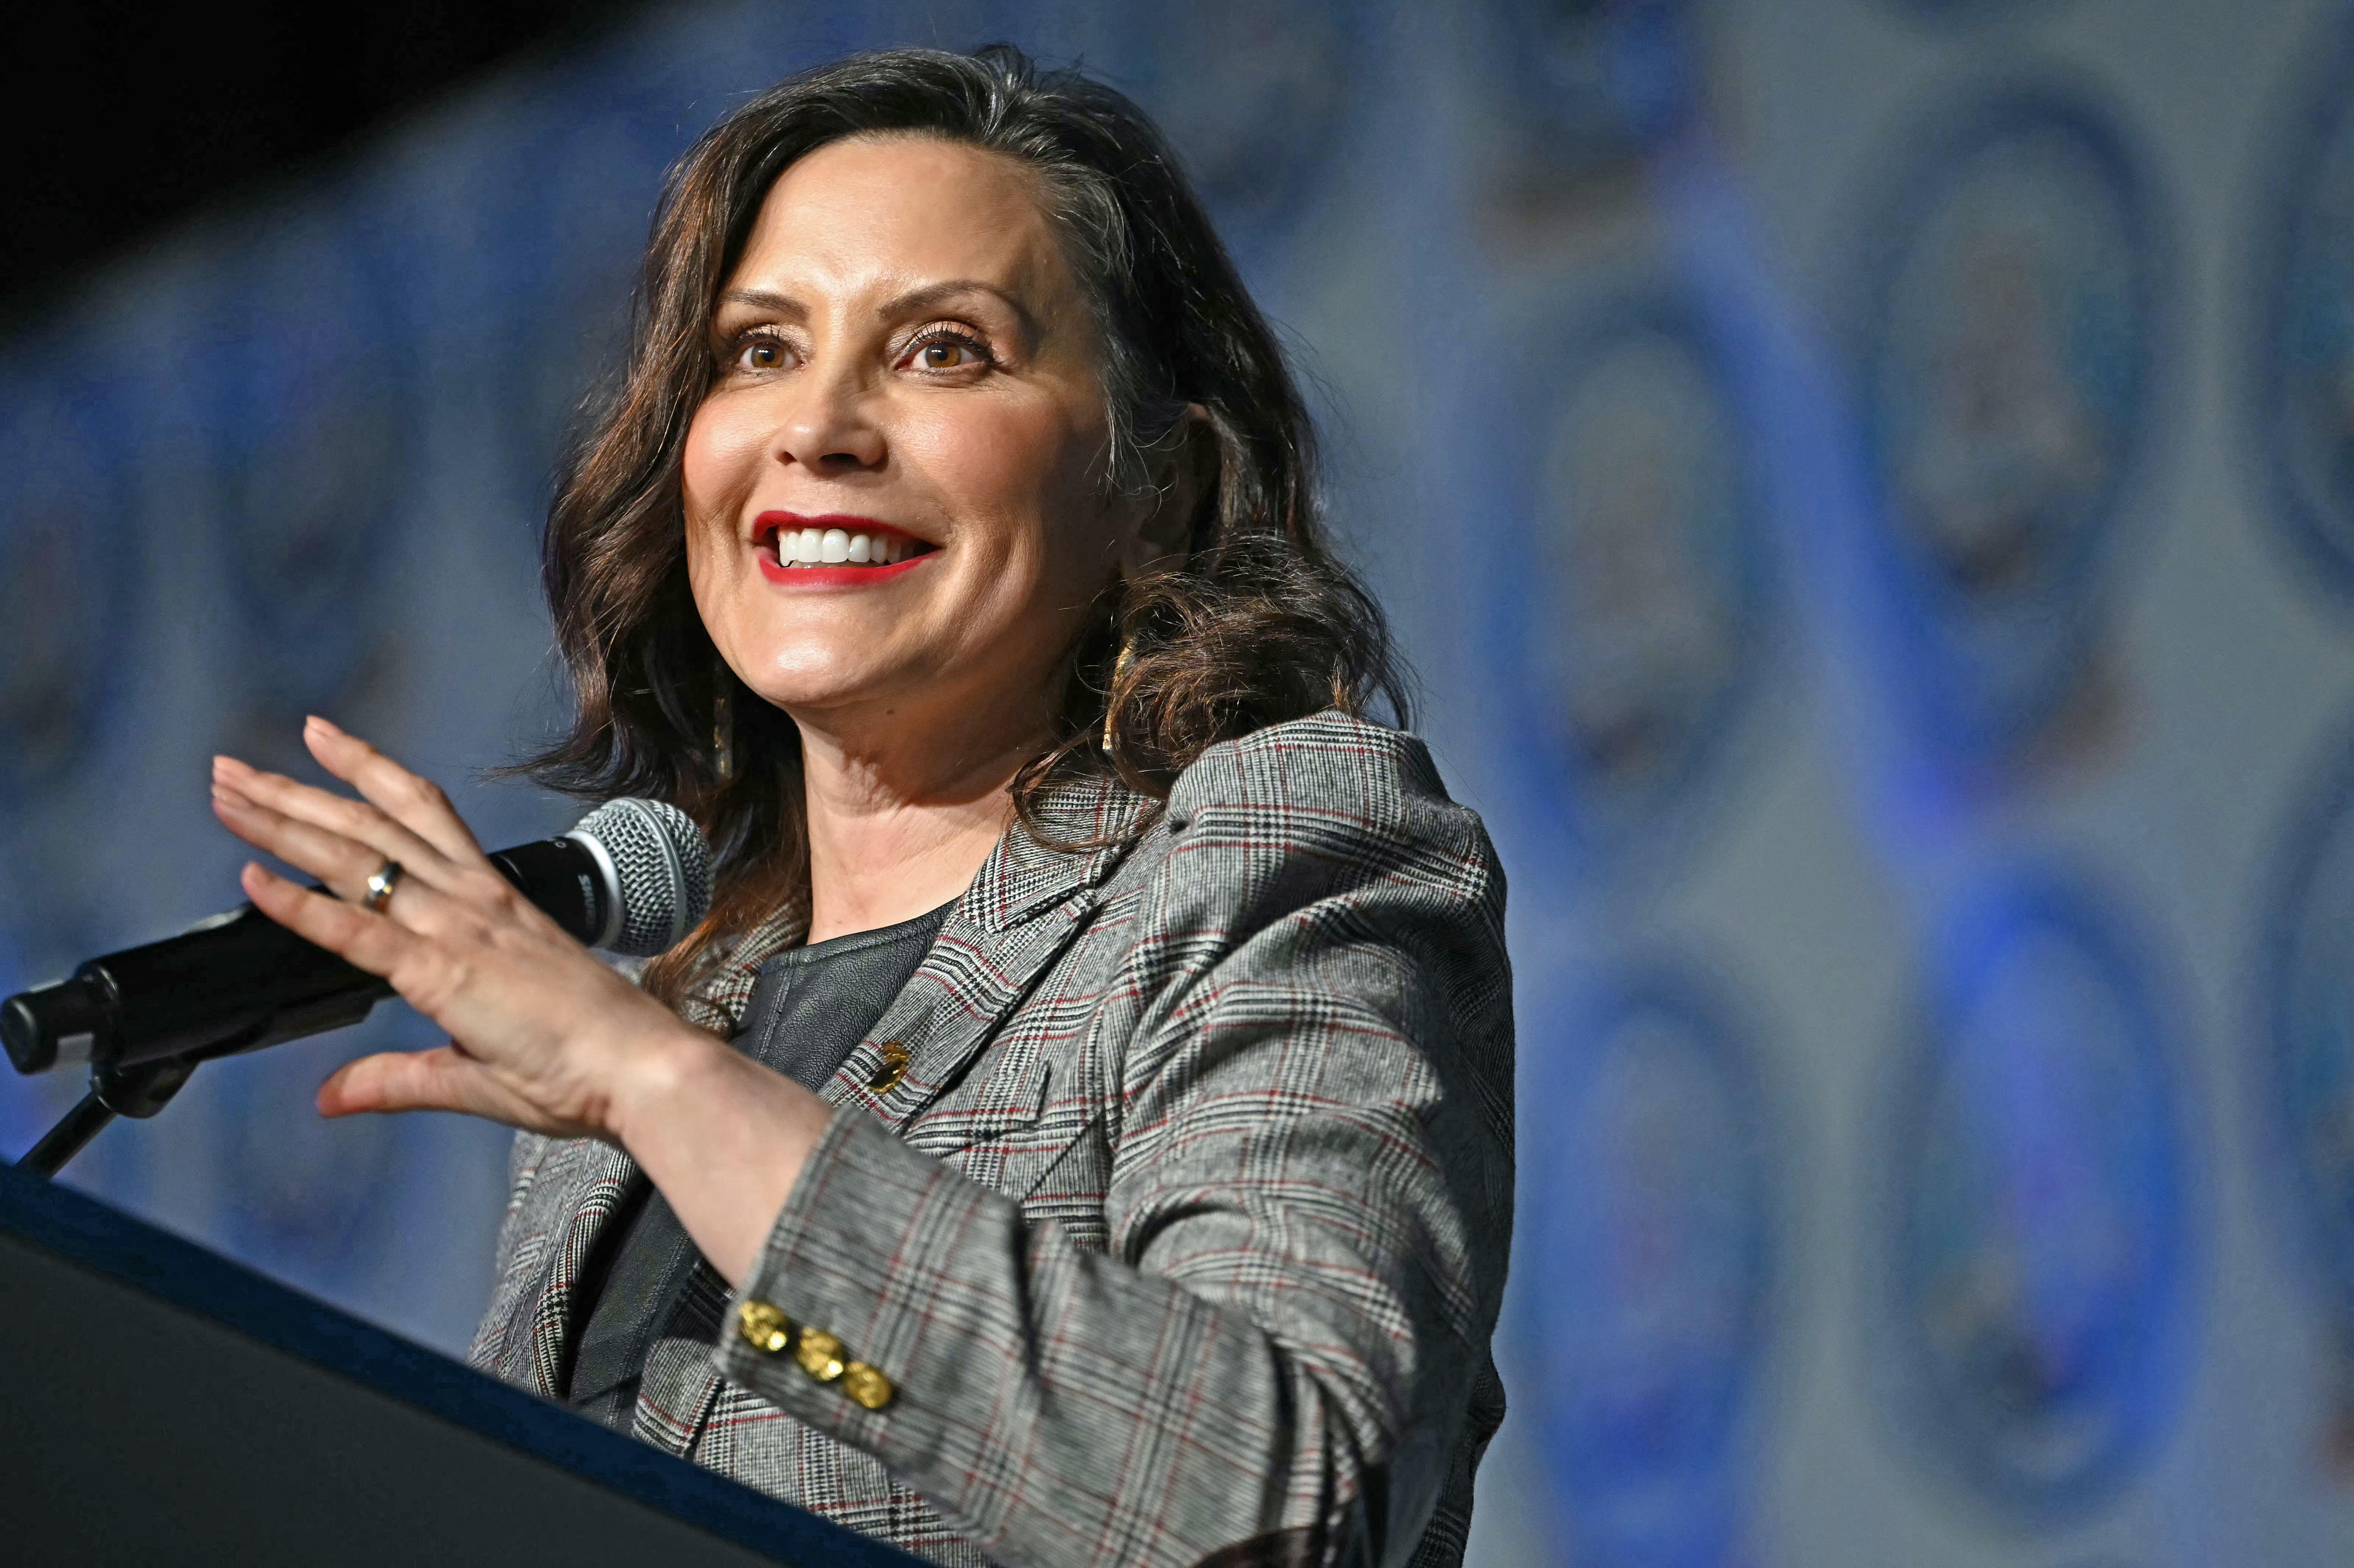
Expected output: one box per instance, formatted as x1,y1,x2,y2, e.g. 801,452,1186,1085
469,713,1515,1568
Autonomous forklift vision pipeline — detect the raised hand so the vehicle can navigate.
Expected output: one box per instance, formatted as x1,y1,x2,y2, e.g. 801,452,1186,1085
208,714,703,1140
210,715,831,1284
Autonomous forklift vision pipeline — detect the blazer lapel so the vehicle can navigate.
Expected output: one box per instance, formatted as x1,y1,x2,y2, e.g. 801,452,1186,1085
832,770,1157,1133
676,906,809,1037
511,1137,639,1398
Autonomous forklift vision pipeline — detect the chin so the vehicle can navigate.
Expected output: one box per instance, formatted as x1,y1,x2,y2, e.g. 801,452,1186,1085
736,650,909,717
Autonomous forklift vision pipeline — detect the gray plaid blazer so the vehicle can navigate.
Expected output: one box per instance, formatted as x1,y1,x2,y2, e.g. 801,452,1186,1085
469,712,1514,1568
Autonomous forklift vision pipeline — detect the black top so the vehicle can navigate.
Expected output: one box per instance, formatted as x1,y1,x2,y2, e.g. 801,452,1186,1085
565,899,954,1432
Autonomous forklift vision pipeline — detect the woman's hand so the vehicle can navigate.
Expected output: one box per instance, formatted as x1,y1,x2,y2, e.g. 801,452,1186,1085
209,715,710,1141
212,716,835,1284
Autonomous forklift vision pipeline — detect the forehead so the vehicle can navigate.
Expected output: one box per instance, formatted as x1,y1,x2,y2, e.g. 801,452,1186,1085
728,133,1075,309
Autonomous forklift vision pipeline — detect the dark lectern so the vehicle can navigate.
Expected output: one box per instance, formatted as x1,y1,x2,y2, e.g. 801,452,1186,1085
0,1160,921,1566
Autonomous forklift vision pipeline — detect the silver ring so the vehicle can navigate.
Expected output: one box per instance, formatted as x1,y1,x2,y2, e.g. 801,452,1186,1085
363,859,403,915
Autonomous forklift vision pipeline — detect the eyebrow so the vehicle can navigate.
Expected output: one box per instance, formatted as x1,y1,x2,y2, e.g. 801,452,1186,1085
716,286,806,315
878,279,1036,334
715,279,1040,343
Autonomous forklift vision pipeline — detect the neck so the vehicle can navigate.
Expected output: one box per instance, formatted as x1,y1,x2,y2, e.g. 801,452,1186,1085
790,688,1054,944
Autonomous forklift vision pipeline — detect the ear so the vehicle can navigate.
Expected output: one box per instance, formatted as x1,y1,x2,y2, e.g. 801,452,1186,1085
1114,404,1216,580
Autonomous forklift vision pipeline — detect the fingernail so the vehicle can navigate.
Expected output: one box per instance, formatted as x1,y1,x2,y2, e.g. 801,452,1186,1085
307,714,337,734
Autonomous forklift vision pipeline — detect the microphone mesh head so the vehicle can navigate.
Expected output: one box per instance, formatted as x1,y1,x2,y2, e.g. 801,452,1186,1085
567,798,713,956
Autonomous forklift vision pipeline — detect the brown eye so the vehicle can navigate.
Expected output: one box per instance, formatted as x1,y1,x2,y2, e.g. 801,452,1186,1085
907,329,988,373
740,339,784,371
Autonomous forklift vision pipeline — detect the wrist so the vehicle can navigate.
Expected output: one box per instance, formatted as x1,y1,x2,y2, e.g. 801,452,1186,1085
603,1018,734,1152
596,1016,836,1289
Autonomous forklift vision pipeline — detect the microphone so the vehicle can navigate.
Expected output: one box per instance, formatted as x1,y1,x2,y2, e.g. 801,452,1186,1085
0,798,711,1077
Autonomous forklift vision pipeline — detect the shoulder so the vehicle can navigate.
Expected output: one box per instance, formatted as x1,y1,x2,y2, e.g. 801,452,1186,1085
1165,709,1453,829
1085,717,1513,1157
1117,710,1503,925
1167,710,1494,876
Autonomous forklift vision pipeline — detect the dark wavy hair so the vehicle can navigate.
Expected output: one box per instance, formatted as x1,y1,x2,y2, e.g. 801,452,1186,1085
528,43,1408,1005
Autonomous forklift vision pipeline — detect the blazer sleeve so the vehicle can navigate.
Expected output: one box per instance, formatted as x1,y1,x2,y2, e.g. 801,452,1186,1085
709,721,1515,1568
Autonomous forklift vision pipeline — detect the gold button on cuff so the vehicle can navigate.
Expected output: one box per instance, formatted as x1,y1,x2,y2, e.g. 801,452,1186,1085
795,1328,847,1383
747,1307,885,1405
841,1361,895,1411
737,1300,793,1355
866,1041,910,1094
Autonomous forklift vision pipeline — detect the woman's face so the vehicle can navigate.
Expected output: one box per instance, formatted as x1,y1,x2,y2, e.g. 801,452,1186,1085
682,134,1144,756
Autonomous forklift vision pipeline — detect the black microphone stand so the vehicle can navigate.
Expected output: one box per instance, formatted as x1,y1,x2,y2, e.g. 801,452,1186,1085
7,902,395,1181
18,1055,198,1179
8,826,654,1179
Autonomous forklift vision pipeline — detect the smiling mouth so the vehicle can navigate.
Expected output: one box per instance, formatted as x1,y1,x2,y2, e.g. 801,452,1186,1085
758,516,937,570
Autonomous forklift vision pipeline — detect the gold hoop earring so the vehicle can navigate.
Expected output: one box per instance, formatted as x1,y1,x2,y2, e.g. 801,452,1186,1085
712,663,737,783
1101,638,1136,755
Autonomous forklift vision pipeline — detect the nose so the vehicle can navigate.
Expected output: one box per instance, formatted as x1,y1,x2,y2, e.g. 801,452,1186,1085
770,358,886,477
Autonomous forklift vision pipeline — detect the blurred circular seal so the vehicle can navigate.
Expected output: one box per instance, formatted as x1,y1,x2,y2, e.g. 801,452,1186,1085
1137,0,1360,248
1519,959,1777,1565
2251,8,2354,605
1852,84,2162,760
1878,872,2194,1521
1486,0,1701,180
2259,712,2354,1324
0,375,134,803
208,206,420,718
1473,286,1774,869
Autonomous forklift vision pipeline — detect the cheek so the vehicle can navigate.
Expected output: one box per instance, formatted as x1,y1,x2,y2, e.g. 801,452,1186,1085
680,399,761,596
681,397,767,536
901,397,1113,576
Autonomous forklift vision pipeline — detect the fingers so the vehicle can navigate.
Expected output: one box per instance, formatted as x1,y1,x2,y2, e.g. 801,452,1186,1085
214,778,445,910
242,860,536,1017
213,752,452,894
303,716,484,864
241,860,429,979
319,1046,596,1138
212,717,498,917
318,1049,465,1116
320,1045,494,1116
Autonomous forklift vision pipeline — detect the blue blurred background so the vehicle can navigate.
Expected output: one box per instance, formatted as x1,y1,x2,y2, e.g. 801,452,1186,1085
4,0,2353,1562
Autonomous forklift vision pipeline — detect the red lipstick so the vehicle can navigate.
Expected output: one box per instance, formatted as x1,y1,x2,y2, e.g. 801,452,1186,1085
752,512,937,588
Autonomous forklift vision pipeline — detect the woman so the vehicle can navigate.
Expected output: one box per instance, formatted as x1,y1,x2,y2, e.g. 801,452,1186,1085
209,45,1513,1568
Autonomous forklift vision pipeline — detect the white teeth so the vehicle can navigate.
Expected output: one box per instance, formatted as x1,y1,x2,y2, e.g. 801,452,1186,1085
770,525,925,568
